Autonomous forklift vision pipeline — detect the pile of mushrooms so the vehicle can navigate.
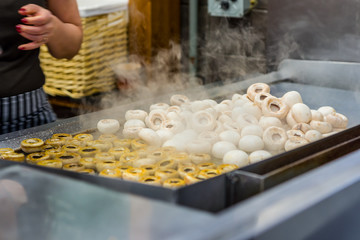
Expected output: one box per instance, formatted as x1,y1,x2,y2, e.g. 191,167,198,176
115,83,348,168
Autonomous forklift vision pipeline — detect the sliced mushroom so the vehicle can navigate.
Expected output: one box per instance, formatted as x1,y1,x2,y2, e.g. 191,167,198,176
246,83,271,102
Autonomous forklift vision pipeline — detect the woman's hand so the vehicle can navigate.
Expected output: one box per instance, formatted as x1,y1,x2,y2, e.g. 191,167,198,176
16,4,55,51
16,0,83,59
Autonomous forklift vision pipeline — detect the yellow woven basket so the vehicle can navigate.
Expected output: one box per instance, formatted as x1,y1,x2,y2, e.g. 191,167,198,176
40,10,128,99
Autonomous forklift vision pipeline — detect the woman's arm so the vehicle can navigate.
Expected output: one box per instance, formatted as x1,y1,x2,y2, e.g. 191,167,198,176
17,0,83,59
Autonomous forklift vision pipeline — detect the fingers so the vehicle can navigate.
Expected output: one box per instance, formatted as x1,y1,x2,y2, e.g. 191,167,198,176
18,41,44,51
17,4,53,51
18,4,42,16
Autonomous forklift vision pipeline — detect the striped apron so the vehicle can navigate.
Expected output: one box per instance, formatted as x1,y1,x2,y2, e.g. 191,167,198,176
0,88,57,134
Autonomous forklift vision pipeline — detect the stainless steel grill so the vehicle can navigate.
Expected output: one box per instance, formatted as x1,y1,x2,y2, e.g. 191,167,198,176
1,59,360,214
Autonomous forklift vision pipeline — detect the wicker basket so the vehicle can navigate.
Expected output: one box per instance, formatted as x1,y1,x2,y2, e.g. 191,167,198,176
40,9,128,99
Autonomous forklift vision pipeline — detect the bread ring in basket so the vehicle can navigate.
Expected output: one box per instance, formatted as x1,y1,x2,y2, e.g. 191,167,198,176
20,138,44,153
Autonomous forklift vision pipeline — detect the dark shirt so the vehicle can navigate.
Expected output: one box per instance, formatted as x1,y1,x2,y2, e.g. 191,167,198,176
0,0,46,97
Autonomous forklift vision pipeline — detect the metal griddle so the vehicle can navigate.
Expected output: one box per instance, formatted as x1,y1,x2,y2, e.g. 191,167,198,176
1,59,359,213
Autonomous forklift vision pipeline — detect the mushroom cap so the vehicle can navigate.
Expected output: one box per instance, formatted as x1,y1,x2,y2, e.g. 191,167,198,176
223,150,249,167
291,103,312,124
282,91,303,108
212,141,237,159
238,135,265,153
249,150,272,164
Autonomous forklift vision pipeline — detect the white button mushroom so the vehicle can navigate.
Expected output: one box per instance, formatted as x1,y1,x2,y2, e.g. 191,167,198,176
161,119,185,134
236,113,259,129
190,110,216,132
170,94,190,106
223,150,249,167
261,96,289,119
291,123,312,133
198,131,219,145
212,141,237,159
156,129,174,144
254,92,272,108
310,120,333,134
318,106,336,116
286,129,305,138
291,103,312,123
97,119,120,134
123,126,143,139
284,136,309,151
259,116,283,130
249,150,272,164
238,135,264,153
138,128,161,147
310,110,324,121
145,109,167,131
240,124,263,137
281,91,303,108
305,129,322,142
324,112,348,129
263,126,288,151
150,102,169,111
219,130,241,146
125,110,148,121
186,139,212,154
246,83,270,102
124,119,146,129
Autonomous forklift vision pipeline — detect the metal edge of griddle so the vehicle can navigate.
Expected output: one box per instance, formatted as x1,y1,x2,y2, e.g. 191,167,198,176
277,59,360,90
0,158,229,213
224,125,360,205
241,124,360,175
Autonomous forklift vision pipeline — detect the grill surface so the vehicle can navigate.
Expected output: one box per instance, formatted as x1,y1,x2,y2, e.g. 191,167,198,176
1,59,360,213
